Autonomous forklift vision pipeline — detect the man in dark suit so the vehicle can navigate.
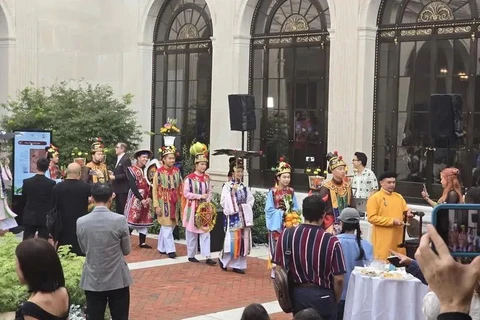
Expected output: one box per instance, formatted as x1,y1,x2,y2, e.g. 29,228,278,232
22,157,56,240
110,142,131,215
53,162,91,255
77,183,132,320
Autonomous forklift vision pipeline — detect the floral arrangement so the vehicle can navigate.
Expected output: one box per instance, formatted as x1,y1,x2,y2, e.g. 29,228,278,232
283,194,302,228
160,118,181,135
71,147,89,158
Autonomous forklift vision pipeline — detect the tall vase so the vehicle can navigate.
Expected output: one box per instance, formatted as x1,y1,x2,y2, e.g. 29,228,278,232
163,135,176,147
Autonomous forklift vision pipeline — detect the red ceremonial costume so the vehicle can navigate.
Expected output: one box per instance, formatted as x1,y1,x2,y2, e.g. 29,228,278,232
125,165,153,229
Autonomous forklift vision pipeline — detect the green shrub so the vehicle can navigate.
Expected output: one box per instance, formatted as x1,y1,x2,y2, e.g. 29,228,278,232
252,191,268,244
0,233,86,312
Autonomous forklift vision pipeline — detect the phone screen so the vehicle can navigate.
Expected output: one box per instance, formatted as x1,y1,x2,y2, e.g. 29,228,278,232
434,207,479,257
387,256,402,267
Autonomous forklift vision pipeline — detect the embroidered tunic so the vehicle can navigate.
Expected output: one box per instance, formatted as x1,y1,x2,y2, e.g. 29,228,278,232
318,179,352,231
82,162,109,184
152,166,182,227
220,180,254,260
182,172,212,234
265,187,299,233
125,165,153,228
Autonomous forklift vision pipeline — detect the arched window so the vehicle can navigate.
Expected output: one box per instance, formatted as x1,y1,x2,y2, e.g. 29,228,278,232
249,0,330,190
374,0,480,201
152,0,213,157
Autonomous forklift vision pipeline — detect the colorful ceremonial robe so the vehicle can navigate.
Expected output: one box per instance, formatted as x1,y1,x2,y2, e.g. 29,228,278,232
318,178,352,232
152,166,182,227
182,172,212,234
265,187,299,263
83,161,109,184
46,164,61,180
220,180,254,260
125,165,153,228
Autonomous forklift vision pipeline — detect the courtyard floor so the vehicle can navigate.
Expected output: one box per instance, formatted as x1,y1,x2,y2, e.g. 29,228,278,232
126,234,290,320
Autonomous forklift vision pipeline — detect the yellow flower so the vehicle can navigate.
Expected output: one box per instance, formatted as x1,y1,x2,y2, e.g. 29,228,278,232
77,152,82,156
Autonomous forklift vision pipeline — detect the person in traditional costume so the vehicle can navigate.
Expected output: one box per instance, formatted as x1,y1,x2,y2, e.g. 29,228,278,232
317,151,352,234
182,142,217,266
0,157,17,231
366,171,412,260
82,138,110,185
125,149,154,249
152,145,182,258
265,157,299,278
45,144,62,183
219,158,254,274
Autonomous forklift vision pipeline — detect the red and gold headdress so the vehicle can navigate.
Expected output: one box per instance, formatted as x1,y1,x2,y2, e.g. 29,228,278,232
326,151,347,173
159,145,176,158
45,144,59,159
90,137,105,154
272,156,291,176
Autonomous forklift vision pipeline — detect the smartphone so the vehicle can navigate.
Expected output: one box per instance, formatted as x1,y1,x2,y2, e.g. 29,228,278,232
432,204,480,258
387,255,402,267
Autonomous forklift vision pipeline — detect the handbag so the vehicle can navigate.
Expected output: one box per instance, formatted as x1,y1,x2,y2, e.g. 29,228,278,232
46,193,62,241
272,227,295,313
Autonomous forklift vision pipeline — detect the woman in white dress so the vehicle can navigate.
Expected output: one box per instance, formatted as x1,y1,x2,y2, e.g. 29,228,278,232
219,158,254,274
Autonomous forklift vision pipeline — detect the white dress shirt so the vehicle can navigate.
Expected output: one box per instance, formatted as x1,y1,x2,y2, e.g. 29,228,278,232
116,153,125,167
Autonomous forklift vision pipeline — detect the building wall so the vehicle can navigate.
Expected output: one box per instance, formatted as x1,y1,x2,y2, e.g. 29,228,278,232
0,0,385,188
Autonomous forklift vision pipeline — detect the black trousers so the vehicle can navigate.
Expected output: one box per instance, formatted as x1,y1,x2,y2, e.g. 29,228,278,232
293,286,337,320
115,193,128,215
23,225,49,241
85,287,130,320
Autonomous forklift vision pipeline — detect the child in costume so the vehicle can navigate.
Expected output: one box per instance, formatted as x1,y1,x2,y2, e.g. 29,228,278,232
45,144,62,183
152,146,183,258
125,149,154,248
265,157,299,278
317,151,352,234
219,158,254,274
182,142,217,266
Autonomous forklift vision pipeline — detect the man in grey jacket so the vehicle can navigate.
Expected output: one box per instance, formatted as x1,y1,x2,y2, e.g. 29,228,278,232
77,183,132,320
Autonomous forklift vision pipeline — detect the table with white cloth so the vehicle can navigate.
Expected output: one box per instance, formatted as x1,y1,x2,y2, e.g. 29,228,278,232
343,270,429,320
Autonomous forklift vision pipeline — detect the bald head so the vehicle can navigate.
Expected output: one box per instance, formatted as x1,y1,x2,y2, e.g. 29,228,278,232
66,162,82,179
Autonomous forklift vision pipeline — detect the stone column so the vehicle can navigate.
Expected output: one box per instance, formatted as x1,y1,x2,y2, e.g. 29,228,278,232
0,37,15,107
137,42,154,149
355,26,377,160
207,34,242,190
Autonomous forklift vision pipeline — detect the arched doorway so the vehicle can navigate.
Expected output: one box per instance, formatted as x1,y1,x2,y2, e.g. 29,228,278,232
248,0,331,190
374,0,480,201
151,0,213,155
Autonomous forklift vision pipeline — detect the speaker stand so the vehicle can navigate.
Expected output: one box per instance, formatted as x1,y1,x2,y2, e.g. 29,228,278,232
241,131,245,152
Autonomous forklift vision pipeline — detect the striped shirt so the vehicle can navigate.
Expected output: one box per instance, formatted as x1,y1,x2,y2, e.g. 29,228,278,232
274,224,346,289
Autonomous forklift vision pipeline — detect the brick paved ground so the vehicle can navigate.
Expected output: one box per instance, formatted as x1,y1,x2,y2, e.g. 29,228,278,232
126,234,291,319
126,236,187,263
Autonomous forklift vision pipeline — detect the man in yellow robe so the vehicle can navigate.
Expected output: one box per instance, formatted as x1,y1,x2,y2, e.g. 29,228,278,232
367,171,412,260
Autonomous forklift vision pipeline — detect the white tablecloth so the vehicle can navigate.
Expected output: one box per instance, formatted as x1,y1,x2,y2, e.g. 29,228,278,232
344,271,429,320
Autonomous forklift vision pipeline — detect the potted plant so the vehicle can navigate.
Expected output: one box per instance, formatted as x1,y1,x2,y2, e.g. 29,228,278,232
160,118,180,146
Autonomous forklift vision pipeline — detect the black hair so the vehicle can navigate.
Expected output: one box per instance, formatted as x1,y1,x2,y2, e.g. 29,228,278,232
91,183,113,203
378,171,398,182
473,168,480,187
293,308,323,320
340,222,365,260
45,146,53,161
36,157,49,172
15,238,65,293
354,152,368,167
466,187,480,204
135,151,150,159
240,303,270,320
302,195,326,222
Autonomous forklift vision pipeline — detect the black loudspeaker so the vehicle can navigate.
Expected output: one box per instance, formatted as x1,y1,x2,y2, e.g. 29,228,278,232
228,94,256,132
429,94,458,141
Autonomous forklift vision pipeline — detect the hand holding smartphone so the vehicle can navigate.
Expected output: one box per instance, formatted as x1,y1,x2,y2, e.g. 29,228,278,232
387,255,403,268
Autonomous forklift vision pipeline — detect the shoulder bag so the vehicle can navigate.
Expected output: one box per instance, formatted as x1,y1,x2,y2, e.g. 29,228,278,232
272,227,295,313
